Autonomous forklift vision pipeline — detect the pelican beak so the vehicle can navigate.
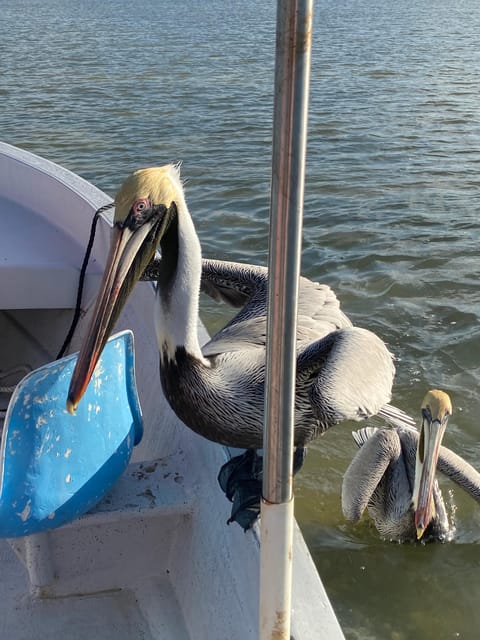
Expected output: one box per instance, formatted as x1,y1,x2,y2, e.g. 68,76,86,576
66,203,174,414
413,393,451,540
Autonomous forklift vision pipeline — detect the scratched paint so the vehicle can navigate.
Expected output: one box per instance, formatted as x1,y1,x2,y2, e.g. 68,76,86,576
93,375,103,394
0,330,140,536
17,501,31,522
35,416,47,429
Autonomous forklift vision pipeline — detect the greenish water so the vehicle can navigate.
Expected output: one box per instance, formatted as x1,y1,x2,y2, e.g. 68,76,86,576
2,1,480,637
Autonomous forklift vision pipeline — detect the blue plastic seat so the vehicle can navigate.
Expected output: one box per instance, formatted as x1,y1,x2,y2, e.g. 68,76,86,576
0,330,143,537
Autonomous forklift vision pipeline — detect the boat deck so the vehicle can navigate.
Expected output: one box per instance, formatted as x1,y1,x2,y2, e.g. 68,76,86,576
2,453,195,639
0,566,184,640
1,444,344,640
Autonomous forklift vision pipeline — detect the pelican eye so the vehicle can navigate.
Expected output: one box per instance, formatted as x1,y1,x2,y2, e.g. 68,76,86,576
121,197,162,231
133,198,151,215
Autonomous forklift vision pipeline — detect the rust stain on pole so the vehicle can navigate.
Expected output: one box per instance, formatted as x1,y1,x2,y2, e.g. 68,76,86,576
271,609,288,639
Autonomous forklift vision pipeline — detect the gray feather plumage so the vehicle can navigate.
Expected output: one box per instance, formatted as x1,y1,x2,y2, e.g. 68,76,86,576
343,426,480,542
144,238,411,449
162,257,408,448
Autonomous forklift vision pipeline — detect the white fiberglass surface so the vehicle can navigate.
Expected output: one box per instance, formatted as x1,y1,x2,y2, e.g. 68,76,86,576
0,195,100,309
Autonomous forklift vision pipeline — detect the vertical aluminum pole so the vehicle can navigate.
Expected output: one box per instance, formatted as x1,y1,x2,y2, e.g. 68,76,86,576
259,1,313,639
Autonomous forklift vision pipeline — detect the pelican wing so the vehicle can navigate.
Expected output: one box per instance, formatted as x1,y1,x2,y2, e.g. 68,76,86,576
200,259,353,356
200,259,268,310
351,426,380,447
200,260,270,354
202,316,267,355
437,445,480,502
201,258,352,329
142,254,259,303
298,327,396,424
342,428,402,522
144,256,351,329
375,404,416,429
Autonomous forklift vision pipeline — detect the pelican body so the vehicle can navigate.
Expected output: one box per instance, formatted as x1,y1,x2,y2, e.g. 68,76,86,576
67,165,414,526
342,390,480,542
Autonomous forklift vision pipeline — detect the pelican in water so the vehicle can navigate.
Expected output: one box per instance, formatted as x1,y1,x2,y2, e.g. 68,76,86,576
342,389,480,542
67,164,412,527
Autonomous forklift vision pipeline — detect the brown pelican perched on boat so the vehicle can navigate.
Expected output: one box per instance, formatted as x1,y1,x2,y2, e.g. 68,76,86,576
342,390,480,542
67,164,412,528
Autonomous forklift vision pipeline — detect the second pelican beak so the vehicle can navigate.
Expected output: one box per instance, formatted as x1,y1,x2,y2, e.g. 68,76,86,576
66,202,174,414
413,389,452,540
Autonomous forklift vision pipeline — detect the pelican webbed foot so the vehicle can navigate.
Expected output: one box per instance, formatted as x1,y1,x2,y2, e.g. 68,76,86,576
217,447,307,531
218,449,262,531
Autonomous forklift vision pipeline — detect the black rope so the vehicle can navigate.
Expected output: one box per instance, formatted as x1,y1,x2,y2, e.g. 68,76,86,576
56,202,114,360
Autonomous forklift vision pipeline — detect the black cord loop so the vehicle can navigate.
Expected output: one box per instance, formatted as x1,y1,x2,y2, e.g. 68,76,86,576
56,202,114,360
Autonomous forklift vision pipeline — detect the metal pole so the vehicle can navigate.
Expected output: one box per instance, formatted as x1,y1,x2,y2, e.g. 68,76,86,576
259,1,313,639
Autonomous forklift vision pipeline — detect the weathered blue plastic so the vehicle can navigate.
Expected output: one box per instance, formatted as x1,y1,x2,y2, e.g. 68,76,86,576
0,330,143,537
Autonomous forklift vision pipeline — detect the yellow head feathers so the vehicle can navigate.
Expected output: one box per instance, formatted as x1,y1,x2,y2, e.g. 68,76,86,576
421,389,452,422
114,165,183,223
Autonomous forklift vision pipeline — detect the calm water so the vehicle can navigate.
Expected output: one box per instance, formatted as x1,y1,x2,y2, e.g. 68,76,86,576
2,1,480,637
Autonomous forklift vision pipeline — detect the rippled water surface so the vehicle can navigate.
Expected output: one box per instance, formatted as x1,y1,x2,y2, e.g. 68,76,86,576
2,1,480,637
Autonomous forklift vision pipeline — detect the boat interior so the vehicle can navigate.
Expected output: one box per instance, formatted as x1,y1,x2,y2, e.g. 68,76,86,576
0,181,260,638
0,147,265,639
0,142,343,639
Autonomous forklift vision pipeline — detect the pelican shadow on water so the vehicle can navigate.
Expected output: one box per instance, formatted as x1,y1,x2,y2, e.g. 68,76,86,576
342,390,480,542
67,164,414,529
